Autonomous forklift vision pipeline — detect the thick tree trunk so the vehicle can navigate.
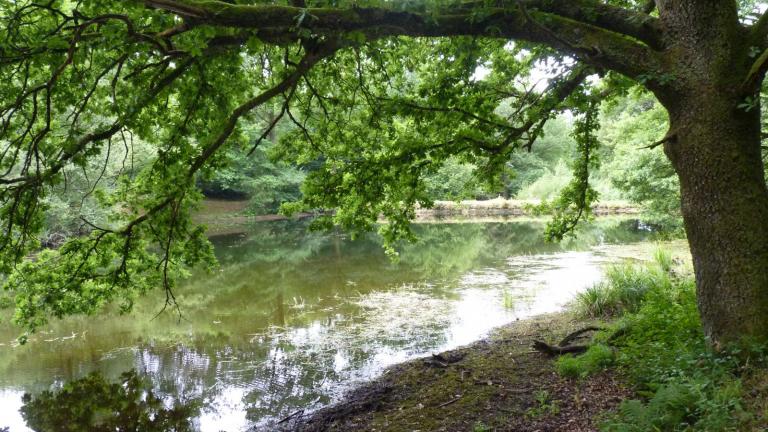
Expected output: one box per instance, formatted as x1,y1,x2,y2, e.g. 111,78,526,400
648,1,768,348
663,94,768,348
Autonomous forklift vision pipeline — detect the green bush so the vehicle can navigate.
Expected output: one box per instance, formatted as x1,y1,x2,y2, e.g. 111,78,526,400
563,250,764,430
604,380,702,432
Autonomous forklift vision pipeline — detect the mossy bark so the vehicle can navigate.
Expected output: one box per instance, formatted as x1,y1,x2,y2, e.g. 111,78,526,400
665,96,768,347
655,1,768,347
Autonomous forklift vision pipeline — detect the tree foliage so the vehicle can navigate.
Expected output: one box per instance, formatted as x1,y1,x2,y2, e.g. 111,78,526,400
600,92,682,231
1,0,768,343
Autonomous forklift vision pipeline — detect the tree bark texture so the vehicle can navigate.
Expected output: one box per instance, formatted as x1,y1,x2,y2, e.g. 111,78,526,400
656,1,768,347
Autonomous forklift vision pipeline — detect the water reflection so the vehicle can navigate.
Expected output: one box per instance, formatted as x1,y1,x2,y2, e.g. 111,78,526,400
17,371,200,431
0,219,652,431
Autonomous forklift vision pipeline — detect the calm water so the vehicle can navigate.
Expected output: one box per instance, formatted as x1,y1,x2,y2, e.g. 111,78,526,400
0,219,653,431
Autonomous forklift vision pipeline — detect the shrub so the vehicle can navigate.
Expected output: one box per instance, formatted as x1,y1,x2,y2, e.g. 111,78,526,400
601,274,760,431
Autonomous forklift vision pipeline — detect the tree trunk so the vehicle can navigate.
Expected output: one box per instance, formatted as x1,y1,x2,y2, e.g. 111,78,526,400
663,92,768,348
647,1,768,347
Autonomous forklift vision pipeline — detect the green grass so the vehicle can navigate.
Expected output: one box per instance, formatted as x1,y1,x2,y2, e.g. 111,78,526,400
573,248,673,318
472,421,492,432
501,290,515,309
562,249,768,431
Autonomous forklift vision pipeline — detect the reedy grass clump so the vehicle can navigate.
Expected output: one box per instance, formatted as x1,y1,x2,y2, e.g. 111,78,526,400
574,248,673,318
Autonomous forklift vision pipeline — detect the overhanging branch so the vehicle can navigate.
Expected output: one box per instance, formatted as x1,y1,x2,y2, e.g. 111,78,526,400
142,0,663,79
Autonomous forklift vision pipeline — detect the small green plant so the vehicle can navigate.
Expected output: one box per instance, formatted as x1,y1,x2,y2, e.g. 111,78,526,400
556,344,615,378
526,390,560,418
501,290,515,309
472,421,491,432
652,247,673,273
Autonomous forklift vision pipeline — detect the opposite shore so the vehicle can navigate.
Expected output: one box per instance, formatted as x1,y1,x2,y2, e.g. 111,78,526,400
194,198,638,236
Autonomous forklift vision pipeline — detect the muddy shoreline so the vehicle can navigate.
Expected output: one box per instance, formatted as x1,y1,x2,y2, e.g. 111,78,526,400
275,313,629,432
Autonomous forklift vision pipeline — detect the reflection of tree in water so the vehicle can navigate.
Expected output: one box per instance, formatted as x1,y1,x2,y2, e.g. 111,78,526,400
19,370,200,432
173,219,650,339
398,219,649,279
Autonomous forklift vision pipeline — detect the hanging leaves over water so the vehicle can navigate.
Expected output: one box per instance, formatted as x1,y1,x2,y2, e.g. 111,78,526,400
0,0,653,333
535,98,602,242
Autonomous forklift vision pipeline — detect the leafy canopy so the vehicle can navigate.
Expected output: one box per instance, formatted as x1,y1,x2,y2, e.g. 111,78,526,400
1,0,766,334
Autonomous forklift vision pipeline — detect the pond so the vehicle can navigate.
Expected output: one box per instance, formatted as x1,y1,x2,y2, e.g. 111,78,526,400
0,218,656,431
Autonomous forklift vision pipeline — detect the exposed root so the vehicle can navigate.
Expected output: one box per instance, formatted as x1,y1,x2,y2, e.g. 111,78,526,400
533,326,604,356
559,326,603,346
532,340,589,356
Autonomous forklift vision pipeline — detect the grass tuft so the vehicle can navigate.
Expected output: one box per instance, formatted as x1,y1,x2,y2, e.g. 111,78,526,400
574,253,673,318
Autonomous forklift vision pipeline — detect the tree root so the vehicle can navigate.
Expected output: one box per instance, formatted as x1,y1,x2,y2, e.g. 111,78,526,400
532,340,589,356
532,326,604,356
559,326,603,346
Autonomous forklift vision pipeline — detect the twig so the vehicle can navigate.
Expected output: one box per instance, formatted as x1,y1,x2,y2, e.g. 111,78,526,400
641,132,677,149
437,396,461,408
277,408,305,424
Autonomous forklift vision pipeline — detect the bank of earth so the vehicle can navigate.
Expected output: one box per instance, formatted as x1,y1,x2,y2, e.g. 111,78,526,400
285,313,630,432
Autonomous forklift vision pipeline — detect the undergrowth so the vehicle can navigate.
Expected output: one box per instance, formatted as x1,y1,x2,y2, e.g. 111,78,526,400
559,249,768,431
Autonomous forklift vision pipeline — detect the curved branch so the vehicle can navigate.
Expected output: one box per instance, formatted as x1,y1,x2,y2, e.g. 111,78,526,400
751,8,768,43
122,40,339,235
741,47,768,93
642,0,656,15
142,0,663,79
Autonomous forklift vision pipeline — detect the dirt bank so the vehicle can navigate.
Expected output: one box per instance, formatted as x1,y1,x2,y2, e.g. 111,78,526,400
415,199,637,220
195,198,639,236
280,313,630,432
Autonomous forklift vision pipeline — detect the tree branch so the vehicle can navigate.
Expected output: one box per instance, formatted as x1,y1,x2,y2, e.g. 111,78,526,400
142,0,663,79
751,8,768,43
642,0,656,15
742,47,768,93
